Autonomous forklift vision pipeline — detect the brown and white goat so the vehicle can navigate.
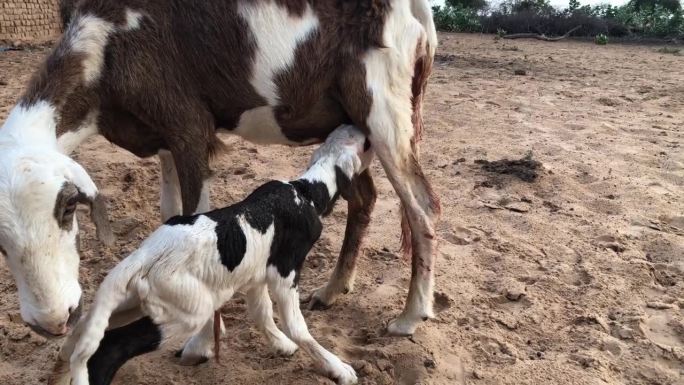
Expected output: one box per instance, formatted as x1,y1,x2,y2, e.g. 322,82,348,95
0,0,440,363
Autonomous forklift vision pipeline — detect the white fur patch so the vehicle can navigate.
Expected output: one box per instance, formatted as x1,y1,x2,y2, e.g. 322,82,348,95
158,150,182,221
67,15,115,85
57,110,99,154
229,106,296,145
123,9,144,31
1,102,58,147
238,1,319,105
362,1,423,153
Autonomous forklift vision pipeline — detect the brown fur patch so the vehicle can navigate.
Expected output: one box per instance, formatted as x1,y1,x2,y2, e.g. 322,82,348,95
335,168,377,284
23,0,392,216
53,182,115,245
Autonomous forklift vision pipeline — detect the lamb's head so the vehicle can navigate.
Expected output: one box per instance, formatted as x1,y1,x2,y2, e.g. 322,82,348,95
0,144,114,337
309,125,374,194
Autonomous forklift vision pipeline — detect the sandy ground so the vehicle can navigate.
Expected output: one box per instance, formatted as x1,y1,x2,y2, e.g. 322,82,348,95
0,33,682,385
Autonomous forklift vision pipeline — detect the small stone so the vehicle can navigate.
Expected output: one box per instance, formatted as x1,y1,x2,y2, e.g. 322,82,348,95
352,360,374,376
233,167,248,175
504,201,530,213
602,337,623,357
505,288,525,301
495,314,519,330
376,359,393,372
617,326,635,340
424,358,437,369
646,301,673,310
473,370,484,379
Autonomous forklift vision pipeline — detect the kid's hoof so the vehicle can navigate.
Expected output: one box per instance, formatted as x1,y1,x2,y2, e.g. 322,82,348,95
178,354,210,366
331,362,358,385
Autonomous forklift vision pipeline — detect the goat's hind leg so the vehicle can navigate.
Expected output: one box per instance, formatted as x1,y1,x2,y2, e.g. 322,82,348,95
309,169,377,310
246,285,298,356
353,41,440,335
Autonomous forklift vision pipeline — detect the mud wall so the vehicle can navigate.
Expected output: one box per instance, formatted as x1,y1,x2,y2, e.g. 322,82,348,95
0,0,61,42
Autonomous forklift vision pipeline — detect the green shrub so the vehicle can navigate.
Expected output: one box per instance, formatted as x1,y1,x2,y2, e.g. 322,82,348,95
433,5,482,33
434,0,684,39
595,33,609,44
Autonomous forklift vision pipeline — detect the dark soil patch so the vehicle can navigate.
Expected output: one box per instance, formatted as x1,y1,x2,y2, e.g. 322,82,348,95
475,152,542,182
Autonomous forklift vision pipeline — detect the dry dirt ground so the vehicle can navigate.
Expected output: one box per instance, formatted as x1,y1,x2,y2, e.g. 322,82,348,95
0,33,683,385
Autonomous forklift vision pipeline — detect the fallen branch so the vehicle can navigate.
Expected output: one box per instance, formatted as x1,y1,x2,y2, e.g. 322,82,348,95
503,25,582,41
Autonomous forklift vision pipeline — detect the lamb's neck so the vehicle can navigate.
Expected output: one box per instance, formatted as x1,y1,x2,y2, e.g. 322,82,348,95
293,160,340,216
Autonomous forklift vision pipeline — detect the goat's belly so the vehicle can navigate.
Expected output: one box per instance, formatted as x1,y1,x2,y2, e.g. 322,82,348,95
221,106,312,146
220,98,349,146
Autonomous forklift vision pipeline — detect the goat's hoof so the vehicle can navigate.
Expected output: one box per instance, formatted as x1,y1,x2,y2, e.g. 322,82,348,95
178,354,210,366
308,297,333,311
330,362,358,385
386,316,425,336
307,287,338,311
273,338,298,357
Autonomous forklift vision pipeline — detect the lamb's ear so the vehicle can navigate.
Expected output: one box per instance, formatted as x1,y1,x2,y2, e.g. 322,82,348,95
334,165,354,201
64,159,115,246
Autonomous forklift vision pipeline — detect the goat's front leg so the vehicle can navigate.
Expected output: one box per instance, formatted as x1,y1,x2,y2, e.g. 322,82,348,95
158,150,183,222
164,146,222,365
309,169,376,310
269,273,357,385
159,149,212,221
177,181,218,365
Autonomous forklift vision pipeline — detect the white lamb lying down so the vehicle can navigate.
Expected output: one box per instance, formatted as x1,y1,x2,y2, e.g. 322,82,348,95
54,125,373,385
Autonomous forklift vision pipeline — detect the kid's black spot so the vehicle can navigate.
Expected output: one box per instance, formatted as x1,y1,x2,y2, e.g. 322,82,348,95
202,180,329,282
290,179,333,216
165,214,199,226
87,317,162,385
334,165,352,202
213,216,247,271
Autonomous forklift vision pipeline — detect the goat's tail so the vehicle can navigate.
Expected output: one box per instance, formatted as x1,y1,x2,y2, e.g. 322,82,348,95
400,1,439,257
59,0,78,31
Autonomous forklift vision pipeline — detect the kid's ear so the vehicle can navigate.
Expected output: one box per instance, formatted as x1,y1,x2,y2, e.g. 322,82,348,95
334,165,353,201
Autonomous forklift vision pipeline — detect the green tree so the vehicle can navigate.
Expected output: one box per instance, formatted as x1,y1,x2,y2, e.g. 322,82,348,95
630,0,681,12
447,0,488,10
500,0,553,14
